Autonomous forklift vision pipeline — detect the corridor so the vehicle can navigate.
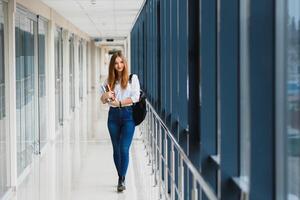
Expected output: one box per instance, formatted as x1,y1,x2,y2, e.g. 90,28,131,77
12,91,159,200
0,0,299,199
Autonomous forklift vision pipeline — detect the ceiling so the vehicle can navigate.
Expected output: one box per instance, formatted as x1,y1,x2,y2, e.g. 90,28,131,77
40,0,144,39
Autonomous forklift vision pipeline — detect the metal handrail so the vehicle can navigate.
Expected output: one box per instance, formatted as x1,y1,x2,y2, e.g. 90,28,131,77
140,100,218,200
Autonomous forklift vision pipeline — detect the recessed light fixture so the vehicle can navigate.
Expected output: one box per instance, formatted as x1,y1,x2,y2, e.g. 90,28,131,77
91,0,96,5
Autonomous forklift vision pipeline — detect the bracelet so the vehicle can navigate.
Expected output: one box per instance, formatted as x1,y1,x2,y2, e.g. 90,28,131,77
119,101,122,108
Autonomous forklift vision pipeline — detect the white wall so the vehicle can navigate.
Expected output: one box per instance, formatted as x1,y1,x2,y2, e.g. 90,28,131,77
90,42,100,90
2,0,100,195
100,47,109,78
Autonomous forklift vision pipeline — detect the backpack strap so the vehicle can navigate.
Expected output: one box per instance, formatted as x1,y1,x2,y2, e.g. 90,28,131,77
129,74,134,83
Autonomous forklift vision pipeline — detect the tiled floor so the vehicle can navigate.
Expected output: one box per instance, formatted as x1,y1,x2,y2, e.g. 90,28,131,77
11,91,159,200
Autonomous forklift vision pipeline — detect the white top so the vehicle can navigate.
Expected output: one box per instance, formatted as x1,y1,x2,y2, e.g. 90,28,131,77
100,74,141,106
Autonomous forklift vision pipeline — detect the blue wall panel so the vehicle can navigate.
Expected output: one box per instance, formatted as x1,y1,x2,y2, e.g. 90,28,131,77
219,0,240,199
249,0,275,199
200,0,218,195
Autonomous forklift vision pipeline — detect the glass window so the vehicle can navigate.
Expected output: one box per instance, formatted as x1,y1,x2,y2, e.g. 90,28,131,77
0,1,10,198
286,0,300,199
240,0,250,186
86,42,88,95
79,40,83,101
69,35,75,112
38,17,48,150
0,3,4,117
55,27,63,128
15,8,38,175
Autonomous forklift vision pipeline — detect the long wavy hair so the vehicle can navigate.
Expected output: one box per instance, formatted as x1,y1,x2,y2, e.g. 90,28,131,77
107,52,129,90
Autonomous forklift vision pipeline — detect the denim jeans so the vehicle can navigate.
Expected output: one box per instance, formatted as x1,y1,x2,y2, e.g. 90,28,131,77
107,106,135,177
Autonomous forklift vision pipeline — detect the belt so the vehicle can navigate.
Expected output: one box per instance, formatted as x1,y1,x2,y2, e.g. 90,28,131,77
109,104,133,108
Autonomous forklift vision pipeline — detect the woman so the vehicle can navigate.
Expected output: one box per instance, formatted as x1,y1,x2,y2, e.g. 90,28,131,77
100,52,140,192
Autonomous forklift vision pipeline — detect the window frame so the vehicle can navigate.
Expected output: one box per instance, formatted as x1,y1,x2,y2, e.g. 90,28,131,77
239,0,251,188
0,1,11,197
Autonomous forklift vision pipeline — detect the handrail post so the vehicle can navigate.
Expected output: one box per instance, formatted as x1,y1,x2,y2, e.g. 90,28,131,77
154,118,158,186
192,176,198,200
179,155,184,200
158,123,163,199
148,110,152,165
151,111,155,174
142,101,218,200
170,142,175,200
145,109,151,156
164,129,168,198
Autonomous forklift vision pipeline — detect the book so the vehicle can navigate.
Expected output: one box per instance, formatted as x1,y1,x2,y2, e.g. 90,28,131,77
101,84,113,102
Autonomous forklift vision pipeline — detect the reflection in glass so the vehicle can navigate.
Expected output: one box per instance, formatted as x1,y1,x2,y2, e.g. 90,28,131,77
38,18,47,150
79,41,83,101
55,28,63,128
69,35,75,112
0,1,10,197
15,9,37,175
286,0,300,199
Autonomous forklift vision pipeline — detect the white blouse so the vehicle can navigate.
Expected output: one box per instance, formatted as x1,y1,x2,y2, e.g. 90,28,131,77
100,74,141,105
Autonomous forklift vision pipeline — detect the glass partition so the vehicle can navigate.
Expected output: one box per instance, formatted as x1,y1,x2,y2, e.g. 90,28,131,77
38,17,47,150
15,7,38,175
0,1,10,197
79,40,83,101
277,0,300,199
69,34,75,112
55,27,63,128
285,1,300,199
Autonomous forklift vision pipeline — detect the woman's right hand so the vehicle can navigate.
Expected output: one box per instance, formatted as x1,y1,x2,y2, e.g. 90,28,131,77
106,91,115,100
101,91,115,104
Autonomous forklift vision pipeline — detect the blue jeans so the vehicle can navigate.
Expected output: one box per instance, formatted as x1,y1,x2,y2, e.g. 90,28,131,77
107,106,135,177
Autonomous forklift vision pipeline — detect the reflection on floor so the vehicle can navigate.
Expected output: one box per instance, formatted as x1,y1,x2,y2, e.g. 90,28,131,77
11,91,159,200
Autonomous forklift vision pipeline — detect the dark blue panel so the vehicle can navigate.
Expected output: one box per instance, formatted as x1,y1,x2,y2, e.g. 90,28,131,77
153,0,158,109
219,0,240,199
149,0,153,104
171,0,178,133
142,20,145,89
161,0,166,118
187,0,200,146
146,2,150,100
249,0,275,199
151,0,154,105
157,0,161,112
178,0,188,130
143,19,147,92
165,0,171,125
200,0,218,195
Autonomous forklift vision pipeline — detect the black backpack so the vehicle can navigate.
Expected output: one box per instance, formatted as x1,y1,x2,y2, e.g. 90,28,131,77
129,74,147,126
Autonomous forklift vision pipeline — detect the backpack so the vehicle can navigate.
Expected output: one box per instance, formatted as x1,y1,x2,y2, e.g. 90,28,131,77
129,74,147,126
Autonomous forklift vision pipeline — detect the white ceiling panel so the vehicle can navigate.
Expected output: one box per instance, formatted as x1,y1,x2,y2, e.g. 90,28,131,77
41,0,144,39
